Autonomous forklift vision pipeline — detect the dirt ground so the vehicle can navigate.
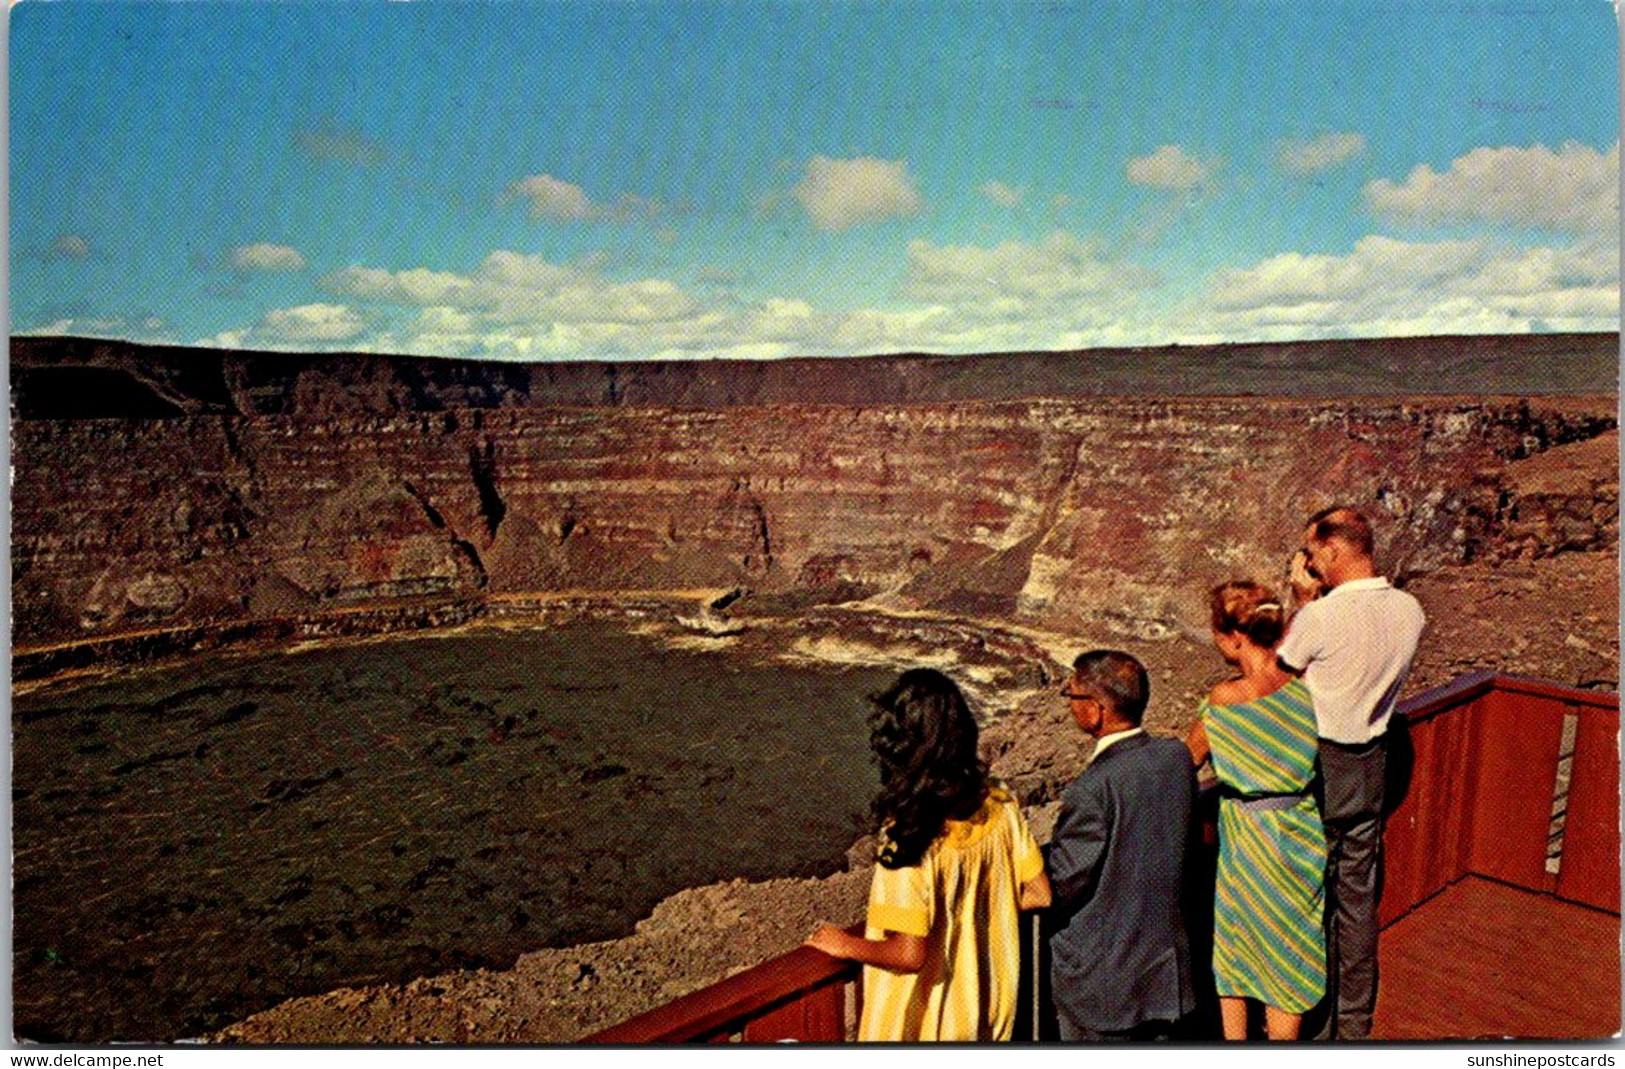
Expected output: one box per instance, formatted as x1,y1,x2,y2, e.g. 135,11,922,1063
210,550,1617,1045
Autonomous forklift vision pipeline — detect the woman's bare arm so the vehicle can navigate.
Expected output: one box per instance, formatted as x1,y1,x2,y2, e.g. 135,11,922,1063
1185,717,1211,767
804,923,926,972
1019,870,1052,911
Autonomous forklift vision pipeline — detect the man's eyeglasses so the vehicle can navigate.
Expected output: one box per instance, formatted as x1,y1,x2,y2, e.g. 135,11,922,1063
1059,688,1097,702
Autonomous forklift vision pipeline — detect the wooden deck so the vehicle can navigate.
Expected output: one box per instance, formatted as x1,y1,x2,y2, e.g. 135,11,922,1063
1375,876,1621,1040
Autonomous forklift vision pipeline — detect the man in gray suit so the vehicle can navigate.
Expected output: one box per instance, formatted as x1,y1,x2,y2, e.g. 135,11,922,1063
1046,649,1198,1041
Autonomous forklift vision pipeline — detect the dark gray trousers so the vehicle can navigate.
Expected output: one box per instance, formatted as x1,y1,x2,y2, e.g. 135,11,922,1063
1314,735,1387,1041
1056,1010,1178,1042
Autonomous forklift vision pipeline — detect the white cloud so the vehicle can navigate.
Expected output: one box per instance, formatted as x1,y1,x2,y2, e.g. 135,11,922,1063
327,251,698,327
508,174,597,221
50,234,91,259
199,303,368,351
1126,145,1213,190
413,306,479,335
779,231,1166,354
1192,232,1618,338
299,232,1168,360
1208,235,1484,309
1184,140,1621,341
295,124,386,167
903,230,1158,305
26,316,125,335
318,251,718,358
505,173,664,223
1275,132,1367,176
201,329,250,350
1364,141,1619,233
751,189,789,220
259,303,367,342
473,249,583,292
21,314,172,341
230,243,307,272
216,191,1614,361
792,156,924,231
980,181,1024,207
324,265,479,306
695,266,741,287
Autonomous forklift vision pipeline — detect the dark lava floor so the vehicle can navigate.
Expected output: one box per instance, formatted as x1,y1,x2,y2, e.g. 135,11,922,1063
11,623,892,1043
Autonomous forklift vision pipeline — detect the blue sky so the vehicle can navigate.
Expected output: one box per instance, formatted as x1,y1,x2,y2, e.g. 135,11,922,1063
10,1,1620,361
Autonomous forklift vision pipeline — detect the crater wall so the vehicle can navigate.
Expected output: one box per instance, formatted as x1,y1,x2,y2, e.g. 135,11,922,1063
11,336,1618,652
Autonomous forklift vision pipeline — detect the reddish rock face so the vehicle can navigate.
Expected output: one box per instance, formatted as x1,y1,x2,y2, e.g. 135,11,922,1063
12,380,1616,652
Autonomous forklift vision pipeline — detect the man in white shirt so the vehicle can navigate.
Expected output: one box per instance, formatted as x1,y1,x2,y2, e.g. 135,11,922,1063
1277,506,1425,1041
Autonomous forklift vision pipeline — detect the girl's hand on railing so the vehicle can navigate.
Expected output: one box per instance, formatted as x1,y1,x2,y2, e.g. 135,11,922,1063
805,923,850,957
806,923,926,972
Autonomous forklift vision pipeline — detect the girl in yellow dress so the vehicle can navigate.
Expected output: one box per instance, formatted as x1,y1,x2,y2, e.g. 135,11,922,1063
806,668,1051,1040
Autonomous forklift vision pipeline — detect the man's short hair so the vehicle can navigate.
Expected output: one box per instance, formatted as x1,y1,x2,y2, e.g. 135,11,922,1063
1305,505,1374,558
1071,649,1150,726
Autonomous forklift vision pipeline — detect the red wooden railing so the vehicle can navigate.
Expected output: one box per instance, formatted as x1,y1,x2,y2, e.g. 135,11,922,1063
1381,671,1620,925
585,925,861,1043
585,673,1620,1043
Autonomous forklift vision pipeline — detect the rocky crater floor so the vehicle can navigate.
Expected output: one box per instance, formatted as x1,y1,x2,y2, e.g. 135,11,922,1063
12,619,907,1043
207,549,1618,1046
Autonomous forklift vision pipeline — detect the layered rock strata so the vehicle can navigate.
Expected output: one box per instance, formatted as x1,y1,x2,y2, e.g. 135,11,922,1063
12,390,1617,655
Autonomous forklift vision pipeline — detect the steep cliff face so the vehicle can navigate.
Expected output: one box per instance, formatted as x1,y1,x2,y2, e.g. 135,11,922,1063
12,362,1616,651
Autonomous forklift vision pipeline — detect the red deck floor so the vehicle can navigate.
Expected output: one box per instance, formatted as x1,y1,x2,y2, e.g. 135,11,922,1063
1373,876,1621,1040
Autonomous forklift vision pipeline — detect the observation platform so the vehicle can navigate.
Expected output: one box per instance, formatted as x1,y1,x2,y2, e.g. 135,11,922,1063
585,671,1620,1043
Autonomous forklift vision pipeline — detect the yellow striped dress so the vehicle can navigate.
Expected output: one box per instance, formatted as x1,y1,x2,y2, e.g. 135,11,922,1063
857,786,1044,1041
1200,678,1327,1012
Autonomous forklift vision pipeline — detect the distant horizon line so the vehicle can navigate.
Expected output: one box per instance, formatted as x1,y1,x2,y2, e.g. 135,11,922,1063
13,328,1621,368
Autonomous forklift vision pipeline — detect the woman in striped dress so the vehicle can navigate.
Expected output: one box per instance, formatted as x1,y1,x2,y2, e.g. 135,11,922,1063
1186,579,1327,1041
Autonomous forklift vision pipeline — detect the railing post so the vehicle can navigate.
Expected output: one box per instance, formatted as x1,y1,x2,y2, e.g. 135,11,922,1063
1555,699,1621,912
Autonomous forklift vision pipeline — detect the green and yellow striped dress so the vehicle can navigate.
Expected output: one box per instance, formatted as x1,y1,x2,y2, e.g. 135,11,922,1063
1200,677,1327,1012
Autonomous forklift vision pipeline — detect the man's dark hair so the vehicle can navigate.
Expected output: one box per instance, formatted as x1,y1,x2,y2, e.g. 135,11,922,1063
1071,649,1150,726
1305,505,1374,558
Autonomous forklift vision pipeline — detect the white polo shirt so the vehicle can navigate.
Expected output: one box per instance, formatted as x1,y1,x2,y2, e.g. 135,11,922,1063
1277,576,1426,745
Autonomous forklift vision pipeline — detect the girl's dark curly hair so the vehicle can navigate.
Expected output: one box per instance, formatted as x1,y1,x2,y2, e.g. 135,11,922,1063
867,668,989,869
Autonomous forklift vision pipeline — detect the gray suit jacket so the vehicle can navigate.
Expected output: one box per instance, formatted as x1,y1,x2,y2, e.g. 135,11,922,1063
1046,732,1197,1033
